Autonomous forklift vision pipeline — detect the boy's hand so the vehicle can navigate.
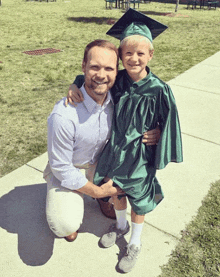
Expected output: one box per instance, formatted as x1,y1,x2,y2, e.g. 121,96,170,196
65,84,84,107
142,125,161,146
104,176,110,182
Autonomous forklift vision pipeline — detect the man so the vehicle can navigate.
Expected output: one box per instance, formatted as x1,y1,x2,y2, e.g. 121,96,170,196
44,39,160,243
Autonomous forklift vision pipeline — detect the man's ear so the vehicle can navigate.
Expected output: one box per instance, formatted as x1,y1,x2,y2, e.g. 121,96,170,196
82,61,86,73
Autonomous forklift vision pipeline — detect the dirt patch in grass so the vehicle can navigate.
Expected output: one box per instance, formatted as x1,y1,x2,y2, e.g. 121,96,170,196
163,13,190,17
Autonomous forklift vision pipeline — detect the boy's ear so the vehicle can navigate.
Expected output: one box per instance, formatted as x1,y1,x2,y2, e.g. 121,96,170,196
149,49,154,60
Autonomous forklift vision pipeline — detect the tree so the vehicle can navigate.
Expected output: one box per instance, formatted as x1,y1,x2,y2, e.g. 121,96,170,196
126,0,130,10
175,0,180,12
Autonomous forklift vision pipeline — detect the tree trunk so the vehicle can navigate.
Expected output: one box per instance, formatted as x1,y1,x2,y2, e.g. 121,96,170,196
126,0,130,10
175,0,179,12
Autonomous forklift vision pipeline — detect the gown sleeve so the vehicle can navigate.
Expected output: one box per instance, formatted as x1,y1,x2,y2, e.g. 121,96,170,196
73,75,85,88
155,84,183,169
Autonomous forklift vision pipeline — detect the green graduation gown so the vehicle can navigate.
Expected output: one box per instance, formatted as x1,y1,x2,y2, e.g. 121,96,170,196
74,68,183,215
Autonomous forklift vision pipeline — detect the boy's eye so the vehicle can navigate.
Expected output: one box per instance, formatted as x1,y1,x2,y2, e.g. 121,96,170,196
126,52,132,55
138,52,145,56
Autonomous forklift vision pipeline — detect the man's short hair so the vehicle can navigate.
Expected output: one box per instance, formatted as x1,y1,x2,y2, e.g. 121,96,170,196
83,39,119,68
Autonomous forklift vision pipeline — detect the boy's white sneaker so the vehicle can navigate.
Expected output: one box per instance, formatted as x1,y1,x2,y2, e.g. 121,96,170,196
99,221,130,248
118,244,141,273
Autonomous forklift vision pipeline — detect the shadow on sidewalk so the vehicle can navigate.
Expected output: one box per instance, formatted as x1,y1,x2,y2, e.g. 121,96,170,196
79,195,115,237
0,184,125,266
0,184,55,266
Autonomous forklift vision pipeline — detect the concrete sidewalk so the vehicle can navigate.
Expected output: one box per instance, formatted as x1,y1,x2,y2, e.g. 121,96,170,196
1,52,220,277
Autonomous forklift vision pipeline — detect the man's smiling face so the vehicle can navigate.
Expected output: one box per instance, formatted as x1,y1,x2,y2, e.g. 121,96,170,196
82,46,117,104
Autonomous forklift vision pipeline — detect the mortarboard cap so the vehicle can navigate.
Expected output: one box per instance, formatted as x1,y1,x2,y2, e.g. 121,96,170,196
106,8,168,42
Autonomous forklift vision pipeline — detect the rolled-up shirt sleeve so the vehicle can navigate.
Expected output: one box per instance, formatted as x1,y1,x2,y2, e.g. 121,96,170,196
47,113,88,190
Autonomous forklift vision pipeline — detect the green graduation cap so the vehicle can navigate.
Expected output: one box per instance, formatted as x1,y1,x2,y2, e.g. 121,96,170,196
106,8,168,42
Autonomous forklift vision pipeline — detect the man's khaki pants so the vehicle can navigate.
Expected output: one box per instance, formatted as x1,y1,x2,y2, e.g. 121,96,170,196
43,163,96,237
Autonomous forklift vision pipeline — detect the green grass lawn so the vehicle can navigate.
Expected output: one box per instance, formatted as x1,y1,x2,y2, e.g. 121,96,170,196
1,1,220,275
160,180,220,277
1,0,220,176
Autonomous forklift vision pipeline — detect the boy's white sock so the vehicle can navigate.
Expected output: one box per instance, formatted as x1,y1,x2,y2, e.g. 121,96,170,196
115,208,127,230
128,222,144,248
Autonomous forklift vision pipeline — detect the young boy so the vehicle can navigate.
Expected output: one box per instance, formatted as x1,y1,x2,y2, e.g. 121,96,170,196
67,9,183,273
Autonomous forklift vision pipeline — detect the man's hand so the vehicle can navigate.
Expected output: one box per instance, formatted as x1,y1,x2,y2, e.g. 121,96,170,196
99,179,124,198
77,179,124,199
65,84,84,107
142,125,161,146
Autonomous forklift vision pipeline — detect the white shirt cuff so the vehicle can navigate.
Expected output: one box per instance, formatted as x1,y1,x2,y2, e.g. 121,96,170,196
60,173,88,190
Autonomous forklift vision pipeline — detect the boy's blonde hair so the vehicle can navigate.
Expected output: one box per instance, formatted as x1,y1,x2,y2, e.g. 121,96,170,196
119,35,154,59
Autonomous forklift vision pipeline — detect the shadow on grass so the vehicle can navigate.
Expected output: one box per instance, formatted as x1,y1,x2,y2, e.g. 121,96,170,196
138,10,174,16
0,183,123,266
67,12,179,26
67,16,117,25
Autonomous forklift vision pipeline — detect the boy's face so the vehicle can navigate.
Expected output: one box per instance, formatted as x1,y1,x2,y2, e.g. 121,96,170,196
121,38,154,82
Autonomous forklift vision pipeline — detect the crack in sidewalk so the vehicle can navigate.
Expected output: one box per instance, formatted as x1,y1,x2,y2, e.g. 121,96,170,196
26,163,44,173
182,132,220,146
169,83,220,96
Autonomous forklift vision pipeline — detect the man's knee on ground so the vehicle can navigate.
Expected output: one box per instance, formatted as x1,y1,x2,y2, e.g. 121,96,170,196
47,214,82,237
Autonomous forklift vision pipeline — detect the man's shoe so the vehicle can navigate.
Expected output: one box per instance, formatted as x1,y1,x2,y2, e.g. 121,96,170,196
99,221,130,248
118,244,141,273
97,198,116,219
64,231,78,242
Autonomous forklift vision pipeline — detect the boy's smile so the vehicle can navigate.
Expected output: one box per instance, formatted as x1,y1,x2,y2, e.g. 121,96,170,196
121,38,153,83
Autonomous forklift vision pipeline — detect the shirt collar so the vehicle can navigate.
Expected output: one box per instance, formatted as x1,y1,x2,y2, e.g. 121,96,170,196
80,84,113,113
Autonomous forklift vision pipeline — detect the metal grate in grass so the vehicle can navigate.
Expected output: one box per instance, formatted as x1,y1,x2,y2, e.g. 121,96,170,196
23,48,62,55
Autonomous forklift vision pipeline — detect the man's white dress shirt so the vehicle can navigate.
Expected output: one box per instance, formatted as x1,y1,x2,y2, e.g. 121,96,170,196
45,85,113,191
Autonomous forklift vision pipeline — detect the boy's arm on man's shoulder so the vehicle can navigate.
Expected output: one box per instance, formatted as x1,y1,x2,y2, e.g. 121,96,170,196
65,75,85,106
66,84,84,107
73,75,85,88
